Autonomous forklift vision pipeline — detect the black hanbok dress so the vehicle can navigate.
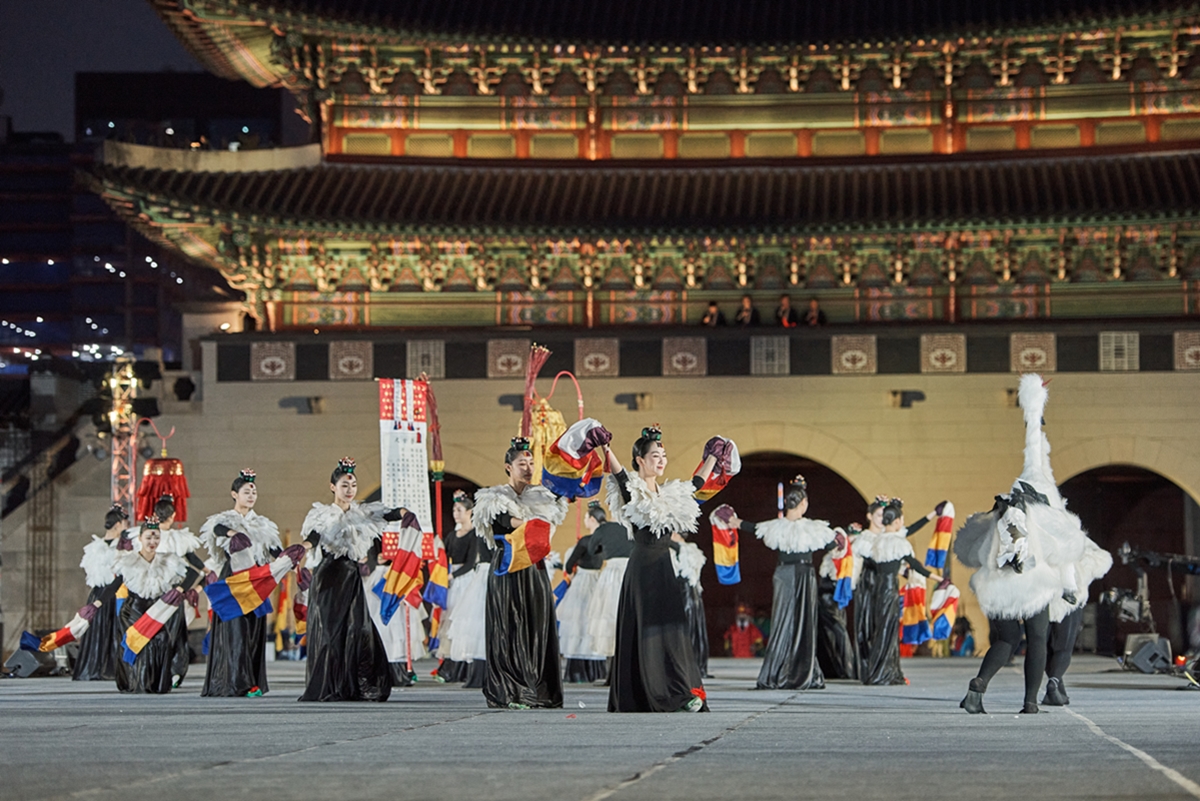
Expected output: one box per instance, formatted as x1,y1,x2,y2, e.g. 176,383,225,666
858,531,931,685
199,509,282,697
299,502,399,702
740,516,836,690
74,536,122,681
474,483,568,709
607,471,708,713
109,550,199,694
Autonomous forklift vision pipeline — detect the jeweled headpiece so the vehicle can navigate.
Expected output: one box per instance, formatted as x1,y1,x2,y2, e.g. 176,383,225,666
640,425,663,442
337,457,356,474
509,437,531,452
239,469,256,483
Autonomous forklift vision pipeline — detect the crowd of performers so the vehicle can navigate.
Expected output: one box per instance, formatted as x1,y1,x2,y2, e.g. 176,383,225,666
34,373,1110,713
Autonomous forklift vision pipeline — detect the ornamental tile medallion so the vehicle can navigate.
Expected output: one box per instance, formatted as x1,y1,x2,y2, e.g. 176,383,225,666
407,340,445,379
662,337,707,377
488,339,531,379
1174,331,1200,371
574,338,620,377
1010,333,1057,373
328,341,373,381
750,336,791,376
250,342,295,381
920,334,967,374
831,335,877,375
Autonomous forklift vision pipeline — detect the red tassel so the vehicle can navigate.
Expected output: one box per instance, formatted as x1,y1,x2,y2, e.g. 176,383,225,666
136,458,191,521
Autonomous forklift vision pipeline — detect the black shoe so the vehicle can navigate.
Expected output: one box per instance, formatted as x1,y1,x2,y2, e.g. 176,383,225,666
1020,701,1039,714
960,690,986,714
1042,678,1069,706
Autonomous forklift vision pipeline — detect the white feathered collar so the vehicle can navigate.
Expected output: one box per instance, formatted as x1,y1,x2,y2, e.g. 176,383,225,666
302,501,387,561
672,541,706,589
115,549,187,599
473,483,567,539
200,509,281,570
608,472,699,539
158,527,200,558
856,530,914,563
80,536,118,588
755,517,836,554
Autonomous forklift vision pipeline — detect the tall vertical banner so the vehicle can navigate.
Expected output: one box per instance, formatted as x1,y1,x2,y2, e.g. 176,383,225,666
378,380,434,534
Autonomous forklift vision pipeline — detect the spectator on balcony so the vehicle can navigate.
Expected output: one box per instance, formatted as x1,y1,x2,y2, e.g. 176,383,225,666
700,301,727,327
775,295,799,328
734,295,761,327
804,297,827,327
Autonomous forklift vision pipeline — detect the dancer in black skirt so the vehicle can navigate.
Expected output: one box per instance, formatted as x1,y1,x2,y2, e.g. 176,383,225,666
71,504,128,681
602,426,722,712
732,475,837,690
474,437,571,709
199,469,285,697
299,457,409,702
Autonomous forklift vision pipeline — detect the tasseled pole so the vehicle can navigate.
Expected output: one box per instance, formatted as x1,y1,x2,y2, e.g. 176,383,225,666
422,373,444,538
521,344,552,437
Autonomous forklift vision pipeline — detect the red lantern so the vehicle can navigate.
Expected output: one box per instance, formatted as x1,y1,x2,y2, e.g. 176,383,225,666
137,457,190,522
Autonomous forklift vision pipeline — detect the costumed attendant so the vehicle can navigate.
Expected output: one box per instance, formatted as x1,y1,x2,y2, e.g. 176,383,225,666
557,503,609,683
1043,537,1112,706
199,469,285,697
955,374,1086,714
298,458,410,702
112,516,203,693
69,504,128,680
602,426,722,713
474,437,570,709
723,603,765,657
730,475,838,690
856,499,936,685
436,489,490,688
147,493,206,682
817,523,860,679
582,501,635,676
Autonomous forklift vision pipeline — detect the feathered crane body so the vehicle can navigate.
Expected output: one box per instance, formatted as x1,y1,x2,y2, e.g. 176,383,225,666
953,374,1087,619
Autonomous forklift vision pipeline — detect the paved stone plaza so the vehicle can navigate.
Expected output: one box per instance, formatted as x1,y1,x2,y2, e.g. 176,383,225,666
1,655,1197,800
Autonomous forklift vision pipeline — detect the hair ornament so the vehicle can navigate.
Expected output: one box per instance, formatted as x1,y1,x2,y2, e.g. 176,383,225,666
887,496,904,509
640,425,663,442
509,436,531,452
109,503,129,520
587,500,602,510
453,489,470,502
789,474,808,491
239,468,257,483
158,493,175,503
337,457,356,474
142,514,161,530
873,494,890,505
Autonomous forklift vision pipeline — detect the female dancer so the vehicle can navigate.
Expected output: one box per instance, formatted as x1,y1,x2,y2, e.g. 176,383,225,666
200,469,285,697
72,504,128,681
474,437,569,709
602,426,721,712
149,493,205,682
299,457,408,702
558,503,609,683
956,374,1085,713
112,516,202,693
852,497,889,679
857,499,935,685
732,475,837,690
436,489,490,688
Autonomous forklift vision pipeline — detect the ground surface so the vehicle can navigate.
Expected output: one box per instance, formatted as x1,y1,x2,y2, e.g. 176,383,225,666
1,655,1198,800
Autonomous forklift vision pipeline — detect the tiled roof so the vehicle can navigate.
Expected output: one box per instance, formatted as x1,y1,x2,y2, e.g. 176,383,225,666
92,148,1200,236
156,0,1186,47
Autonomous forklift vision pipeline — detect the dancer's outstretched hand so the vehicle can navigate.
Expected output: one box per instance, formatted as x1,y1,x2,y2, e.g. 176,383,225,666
161,588,184,607
228,532,252,553
583,424,612,451
281,544,307,567
78,603,98,622
297,567,312,591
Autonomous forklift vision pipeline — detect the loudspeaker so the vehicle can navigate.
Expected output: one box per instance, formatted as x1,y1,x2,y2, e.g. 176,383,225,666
1128,639,1172,674
3,649,55,678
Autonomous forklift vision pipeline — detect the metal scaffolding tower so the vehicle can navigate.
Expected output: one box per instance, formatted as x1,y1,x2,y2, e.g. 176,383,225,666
109,359,138,518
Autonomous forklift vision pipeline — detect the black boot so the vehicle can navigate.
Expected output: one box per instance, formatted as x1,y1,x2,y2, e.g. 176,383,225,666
1042,677,1069,706
960,678,987,714
1020,701,1039,714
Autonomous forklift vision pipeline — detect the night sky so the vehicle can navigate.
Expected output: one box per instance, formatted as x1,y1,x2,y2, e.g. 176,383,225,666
0,0,203,140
